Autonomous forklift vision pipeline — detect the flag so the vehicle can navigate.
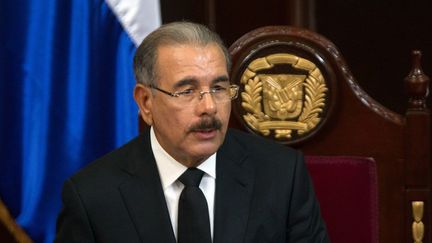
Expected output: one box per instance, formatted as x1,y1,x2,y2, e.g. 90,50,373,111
0,0,160,242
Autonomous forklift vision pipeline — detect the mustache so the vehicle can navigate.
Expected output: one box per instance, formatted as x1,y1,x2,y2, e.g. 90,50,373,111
188,117,222,132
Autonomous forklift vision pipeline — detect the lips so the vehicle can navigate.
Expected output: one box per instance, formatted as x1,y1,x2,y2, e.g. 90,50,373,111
193,128,218,140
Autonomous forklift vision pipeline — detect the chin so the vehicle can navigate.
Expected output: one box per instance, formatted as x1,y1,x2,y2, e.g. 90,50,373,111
189,143,220,159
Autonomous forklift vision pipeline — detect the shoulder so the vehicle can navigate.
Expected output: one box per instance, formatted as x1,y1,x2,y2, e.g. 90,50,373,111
224,128,303,171
68,134,147,187
225,128,300,157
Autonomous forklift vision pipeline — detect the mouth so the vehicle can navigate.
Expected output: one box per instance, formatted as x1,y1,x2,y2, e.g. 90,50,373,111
192,128,218,139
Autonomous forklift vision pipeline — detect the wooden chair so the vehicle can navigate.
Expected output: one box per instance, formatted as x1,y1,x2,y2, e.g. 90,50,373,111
228,26,431,243
0,198,33,243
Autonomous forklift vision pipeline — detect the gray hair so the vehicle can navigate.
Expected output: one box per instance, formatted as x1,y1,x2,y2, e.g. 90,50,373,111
133,21,231,85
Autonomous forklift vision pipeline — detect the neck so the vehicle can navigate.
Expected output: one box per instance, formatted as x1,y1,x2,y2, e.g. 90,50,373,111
178,157,207,168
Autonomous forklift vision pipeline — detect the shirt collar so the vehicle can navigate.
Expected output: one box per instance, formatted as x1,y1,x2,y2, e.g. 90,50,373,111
150,127,216,190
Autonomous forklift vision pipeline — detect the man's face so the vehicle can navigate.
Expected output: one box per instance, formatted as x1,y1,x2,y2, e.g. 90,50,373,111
146,43,231,167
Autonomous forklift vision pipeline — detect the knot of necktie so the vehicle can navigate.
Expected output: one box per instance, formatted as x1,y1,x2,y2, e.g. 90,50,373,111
178,167,204,187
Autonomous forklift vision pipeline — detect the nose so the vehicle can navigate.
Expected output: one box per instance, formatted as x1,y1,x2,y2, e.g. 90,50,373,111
196,92,217,115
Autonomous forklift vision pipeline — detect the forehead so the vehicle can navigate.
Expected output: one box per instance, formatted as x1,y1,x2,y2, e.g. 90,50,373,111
155,43,228,86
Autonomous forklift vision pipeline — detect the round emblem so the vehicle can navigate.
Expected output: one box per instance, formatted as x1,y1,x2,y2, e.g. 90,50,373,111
240,53,328,140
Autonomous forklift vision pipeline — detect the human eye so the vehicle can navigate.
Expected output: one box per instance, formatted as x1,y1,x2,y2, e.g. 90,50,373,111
175,88,195,97
211,84,228,93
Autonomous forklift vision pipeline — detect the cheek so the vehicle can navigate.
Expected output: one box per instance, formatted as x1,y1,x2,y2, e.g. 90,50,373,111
220,104,232,123
157,109,192,133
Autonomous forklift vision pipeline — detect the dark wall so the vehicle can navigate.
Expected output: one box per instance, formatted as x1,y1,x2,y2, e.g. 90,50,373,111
160,0,304,44
160,0,432,114
315,0,432,114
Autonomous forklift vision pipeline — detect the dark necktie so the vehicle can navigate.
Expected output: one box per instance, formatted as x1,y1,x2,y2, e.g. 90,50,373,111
177,168,212,243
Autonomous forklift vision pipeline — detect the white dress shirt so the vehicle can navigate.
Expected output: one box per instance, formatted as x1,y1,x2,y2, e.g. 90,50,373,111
150,127,216,240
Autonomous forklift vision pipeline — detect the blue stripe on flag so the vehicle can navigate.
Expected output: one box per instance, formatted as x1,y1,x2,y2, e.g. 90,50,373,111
0,0,151,241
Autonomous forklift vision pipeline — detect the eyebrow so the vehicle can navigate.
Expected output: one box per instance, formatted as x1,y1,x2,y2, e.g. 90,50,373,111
173,78,199,89
213,75,230,84
173,75,230,89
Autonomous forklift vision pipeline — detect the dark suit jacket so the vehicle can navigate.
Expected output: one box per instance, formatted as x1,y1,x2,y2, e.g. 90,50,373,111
55,128,329,243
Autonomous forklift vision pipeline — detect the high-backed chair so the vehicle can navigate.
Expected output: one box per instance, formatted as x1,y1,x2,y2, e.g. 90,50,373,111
228,26,431,243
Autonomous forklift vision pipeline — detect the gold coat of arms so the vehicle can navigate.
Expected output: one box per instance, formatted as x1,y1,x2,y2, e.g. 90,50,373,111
240,53,328,139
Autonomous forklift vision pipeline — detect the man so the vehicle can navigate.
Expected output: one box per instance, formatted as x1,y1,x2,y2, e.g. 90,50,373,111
55,21,329,243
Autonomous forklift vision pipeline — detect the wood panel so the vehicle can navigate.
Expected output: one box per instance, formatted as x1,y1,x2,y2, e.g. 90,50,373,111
160,0,432,114
315,0,432,114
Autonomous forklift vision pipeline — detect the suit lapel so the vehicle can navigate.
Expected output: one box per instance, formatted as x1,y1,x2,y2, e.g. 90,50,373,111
118,130,176,243
214,131,255,243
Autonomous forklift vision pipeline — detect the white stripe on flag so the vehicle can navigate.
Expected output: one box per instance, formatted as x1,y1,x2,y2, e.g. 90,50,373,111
105,0,161,46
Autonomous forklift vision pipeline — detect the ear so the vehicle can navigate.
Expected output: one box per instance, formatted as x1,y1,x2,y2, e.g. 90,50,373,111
133,83,154,126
